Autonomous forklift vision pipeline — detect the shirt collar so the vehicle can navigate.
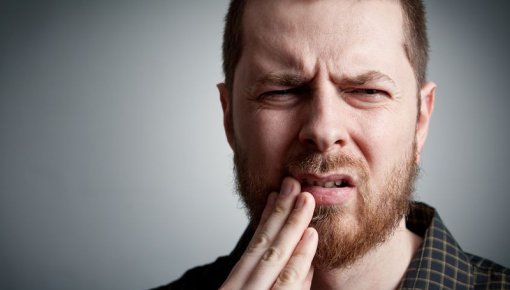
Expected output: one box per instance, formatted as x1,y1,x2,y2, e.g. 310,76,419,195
400,202,473,289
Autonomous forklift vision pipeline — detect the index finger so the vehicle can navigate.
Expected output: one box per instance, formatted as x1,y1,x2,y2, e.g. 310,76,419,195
220,177,308,289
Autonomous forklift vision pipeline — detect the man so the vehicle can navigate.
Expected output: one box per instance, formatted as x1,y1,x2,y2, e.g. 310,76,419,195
156,0,509,289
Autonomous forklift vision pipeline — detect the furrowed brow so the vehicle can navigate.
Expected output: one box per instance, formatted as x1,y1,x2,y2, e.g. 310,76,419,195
256,72,306,87
339,71,397,87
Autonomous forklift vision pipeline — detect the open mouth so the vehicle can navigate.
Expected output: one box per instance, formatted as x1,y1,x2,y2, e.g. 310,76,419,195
294,174,356,205
298,175,355,189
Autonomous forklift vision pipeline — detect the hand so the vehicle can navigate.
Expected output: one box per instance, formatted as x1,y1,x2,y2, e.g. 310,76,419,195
220,177,318,290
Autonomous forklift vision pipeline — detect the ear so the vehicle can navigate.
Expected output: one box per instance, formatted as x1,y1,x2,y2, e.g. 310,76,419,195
218,83,235,150
415,81,436,163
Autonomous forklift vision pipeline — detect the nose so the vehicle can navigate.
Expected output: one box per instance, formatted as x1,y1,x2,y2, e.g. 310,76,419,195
298,90,348,153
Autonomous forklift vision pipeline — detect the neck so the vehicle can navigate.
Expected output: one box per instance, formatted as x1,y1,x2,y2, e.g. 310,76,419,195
311,218,422,290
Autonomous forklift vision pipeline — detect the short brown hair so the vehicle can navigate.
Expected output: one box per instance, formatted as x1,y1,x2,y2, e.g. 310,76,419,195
222,0,429,91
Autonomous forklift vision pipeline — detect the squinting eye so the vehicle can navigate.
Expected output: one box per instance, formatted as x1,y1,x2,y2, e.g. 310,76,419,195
344,88,390,100
361,89,379,94
342,88,390,106
345,88,384,95
258,87,306,101
266,89,291,96
257,90,291,101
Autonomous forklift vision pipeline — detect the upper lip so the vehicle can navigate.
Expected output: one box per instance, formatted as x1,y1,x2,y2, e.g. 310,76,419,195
293,173,356,188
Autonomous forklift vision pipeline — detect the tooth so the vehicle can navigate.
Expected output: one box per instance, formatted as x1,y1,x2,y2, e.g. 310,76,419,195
324,181,335,188
335,181,342,187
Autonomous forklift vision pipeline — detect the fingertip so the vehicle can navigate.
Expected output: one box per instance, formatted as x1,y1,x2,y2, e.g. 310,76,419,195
301,191,315,207
297,192,315,214
304,227,317,241
281,176,302,196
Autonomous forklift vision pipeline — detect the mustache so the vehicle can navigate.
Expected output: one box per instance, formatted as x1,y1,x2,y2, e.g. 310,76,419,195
284,151,368,179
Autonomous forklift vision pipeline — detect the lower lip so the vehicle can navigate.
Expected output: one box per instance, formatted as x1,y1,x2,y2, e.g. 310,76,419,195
301,185,354,206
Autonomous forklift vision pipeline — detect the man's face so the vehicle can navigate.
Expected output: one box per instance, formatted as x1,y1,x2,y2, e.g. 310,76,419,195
220,0,434,269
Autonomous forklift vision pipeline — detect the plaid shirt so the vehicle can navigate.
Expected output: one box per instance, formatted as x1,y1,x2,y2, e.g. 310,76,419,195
156,202,509,290
400,202,510,289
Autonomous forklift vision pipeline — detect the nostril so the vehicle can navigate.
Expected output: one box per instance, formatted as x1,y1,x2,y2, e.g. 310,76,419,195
335,139,346,146
305,139,316,146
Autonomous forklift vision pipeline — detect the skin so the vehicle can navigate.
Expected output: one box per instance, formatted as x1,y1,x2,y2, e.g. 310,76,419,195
218,0,435,289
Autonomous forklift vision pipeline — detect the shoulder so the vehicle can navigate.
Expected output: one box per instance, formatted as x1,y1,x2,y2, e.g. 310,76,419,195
403,203,510,289
151,227,253,290
151,255,235,290
466,253,510,289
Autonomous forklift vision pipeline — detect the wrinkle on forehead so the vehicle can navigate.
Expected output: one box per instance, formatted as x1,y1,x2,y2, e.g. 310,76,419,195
243,0,405,55
244,0,403,36
239,0,413,90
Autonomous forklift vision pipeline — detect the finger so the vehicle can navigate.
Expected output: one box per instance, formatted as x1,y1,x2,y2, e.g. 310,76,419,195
259,191,278,226
220,191,277,288
244,192,315,289
246,177,303,258
249,178,303,257
220,177,302,289
302,266,314,290
272,227,318,290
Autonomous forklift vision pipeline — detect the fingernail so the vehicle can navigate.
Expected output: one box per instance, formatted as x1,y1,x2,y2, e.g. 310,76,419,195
304,228,315,240
280,178,293,196
295,193,306,209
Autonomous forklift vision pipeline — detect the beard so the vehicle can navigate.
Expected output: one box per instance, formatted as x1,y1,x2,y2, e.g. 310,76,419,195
233,143,418,270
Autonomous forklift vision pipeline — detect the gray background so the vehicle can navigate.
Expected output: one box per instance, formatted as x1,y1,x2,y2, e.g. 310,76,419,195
0,1,509,289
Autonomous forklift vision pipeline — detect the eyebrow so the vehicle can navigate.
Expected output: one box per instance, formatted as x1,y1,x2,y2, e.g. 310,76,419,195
255,72,306,87
338,70,397,87
246,70,397,96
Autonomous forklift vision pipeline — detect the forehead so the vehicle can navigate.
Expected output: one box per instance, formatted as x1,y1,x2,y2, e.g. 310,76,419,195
243,0,404,43
239,0,412,86
245,0,401,31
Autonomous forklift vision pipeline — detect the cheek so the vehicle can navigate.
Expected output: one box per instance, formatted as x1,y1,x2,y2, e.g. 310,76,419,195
233,107,299,182
369,113,415,148
354,107,416,179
